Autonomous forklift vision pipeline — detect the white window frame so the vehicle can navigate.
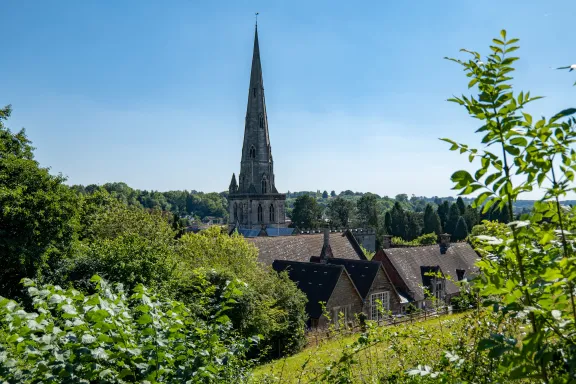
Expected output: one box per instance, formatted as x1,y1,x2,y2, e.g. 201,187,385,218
370,291,390,321
332,305,350,328
433,278,445,301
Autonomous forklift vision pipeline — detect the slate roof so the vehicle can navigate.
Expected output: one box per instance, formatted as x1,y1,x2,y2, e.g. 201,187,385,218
310,257,381,300
237,228,262,238
265,227,295,237
272,260,348,318
249,231,365,265
379,243,479,301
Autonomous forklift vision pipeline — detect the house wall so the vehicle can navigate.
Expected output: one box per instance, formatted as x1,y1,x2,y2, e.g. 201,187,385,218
363,268,402,317
318,273,363,328
373,250,411,296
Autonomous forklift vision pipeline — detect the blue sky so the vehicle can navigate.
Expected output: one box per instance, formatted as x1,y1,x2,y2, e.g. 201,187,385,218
2,0,575,198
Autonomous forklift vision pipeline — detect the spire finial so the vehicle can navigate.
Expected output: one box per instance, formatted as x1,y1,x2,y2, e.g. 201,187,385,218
255,12,259,28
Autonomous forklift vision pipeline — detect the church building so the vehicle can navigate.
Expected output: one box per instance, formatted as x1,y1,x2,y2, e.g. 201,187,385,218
228,26,286,229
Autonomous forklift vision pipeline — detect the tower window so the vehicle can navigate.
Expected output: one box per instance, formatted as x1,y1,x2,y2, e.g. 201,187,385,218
233,203,238,221
249,146,256,159
270,204,275,222
259,114,264,128
261,178,267,194
253,88,257,97
258,204,263,222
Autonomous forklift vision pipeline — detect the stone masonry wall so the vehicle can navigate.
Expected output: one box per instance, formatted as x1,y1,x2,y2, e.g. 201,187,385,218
319,273,363,328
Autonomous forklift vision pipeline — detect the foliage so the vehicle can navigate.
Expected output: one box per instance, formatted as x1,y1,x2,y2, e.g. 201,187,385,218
0,275,253,383
440,30,576,381
326,197,355,228
452,216,468,241
0,108,79,299
392,233,438,246
175,227,308,359
356,193,379,228
290,195,322,229
423,204,443,235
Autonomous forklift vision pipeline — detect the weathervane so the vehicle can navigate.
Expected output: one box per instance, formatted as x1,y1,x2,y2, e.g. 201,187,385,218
255,12,259,27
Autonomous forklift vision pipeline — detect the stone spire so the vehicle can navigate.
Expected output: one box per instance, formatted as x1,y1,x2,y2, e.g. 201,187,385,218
237,25,276,195
228,173,238,194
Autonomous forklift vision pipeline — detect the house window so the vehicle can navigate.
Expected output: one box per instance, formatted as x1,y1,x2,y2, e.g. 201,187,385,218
370,291,390,321
257,204,263,222
332,305,350,328
434,279,444,301
249,146,256,159
269,204,275,222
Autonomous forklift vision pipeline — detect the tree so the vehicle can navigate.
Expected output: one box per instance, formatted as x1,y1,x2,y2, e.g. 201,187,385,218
0,106,79,299
357,193,379,228
445,203,461,235
330,190,336,197
405,212,423,241
463,205,480,231
384,211,392,235
326,197,355,228
453,216,469,241
389,202,407,239
395,193,408,202
423,204,442,235
456,196,466,215
322,190,329,199
290,195,322,228
437,200,450,230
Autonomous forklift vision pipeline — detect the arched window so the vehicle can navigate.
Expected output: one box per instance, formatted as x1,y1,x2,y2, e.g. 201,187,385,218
259,114,264,128
261,178,267,194
269,204,275,222
234,203,238,221
249,146,256,159
258,204,263,222
253,88,257,97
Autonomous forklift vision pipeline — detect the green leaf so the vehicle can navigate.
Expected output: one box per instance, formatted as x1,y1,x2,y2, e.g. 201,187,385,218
500,29,507,40
137,313,153,325
509,137,527,147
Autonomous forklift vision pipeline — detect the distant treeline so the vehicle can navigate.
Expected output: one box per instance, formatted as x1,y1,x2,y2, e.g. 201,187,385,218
70,183,575,223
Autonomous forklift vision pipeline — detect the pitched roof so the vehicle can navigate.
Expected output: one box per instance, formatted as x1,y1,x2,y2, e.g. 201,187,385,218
310,257,381,299
272,260,350,318
378,243,479,301
249,231,365,265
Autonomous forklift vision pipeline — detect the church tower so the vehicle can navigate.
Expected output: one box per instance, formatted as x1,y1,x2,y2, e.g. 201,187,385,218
228,25,286,229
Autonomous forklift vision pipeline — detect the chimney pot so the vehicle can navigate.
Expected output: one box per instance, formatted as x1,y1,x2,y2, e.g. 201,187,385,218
440,233,451,254
382,235,393,249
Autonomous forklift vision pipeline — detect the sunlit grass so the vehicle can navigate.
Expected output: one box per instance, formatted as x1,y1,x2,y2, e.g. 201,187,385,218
251,312,468,383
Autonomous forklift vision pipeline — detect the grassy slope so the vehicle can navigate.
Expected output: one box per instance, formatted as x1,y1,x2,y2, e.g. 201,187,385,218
252,312,468,383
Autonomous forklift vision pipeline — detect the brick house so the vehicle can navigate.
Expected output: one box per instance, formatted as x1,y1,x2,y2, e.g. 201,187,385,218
272,260,363,328
373,234,479,310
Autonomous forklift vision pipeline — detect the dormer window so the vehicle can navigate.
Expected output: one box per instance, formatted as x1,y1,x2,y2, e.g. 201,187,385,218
249,146,256,159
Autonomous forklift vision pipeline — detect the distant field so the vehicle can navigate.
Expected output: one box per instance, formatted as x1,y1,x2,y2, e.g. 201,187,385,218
251,312,469,383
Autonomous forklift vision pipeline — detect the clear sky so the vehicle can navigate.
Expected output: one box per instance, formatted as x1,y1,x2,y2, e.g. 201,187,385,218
2,0,575,198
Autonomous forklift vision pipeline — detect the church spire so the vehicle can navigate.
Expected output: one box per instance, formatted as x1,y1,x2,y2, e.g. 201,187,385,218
238,24,274,194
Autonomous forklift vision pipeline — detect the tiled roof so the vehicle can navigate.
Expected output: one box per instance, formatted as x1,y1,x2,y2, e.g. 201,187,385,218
249,232,365,265
380,243,479,301
272,260,346,318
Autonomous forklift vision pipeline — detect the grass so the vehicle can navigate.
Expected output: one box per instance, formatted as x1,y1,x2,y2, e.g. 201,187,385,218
251,312,469,383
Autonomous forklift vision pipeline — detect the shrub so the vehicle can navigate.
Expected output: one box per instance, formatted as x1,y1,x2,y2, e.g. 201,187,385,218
0,275,253,383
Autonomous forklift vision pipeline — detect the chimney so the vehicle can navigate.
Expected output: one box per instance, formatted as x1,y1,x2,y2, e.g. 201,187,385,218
440,233,451,254
382,235,393,249
320,226,333,262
